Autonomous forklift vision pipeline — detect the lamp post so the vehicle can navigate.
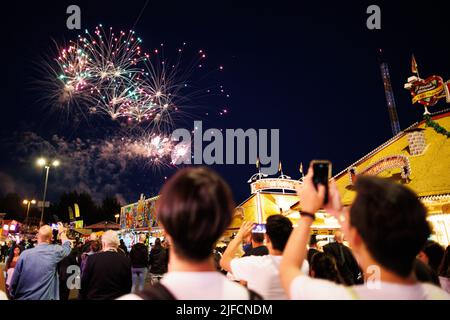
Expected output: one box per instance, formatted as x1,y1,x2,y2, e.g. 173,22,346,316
23,199,36,226
37,158,60,226
114,214,120,224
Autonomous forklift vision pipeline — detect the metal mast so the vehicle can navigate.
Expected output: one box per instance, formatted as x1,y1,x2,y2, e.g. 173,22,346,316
378,49,401,136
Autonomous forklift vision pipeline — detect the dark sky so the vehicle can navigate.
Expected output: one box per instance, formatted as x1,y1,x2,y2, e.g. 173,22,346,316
1,0,449,206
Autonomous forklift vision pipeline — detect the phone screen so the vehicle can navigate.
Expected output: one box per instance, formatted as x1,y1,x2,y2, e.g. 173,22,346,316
252,223,266,233
312,161,331,205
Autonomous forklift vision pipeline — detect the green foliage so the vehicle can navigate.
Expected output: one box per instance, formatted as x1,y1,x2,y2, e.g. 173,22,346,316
424,115,450,138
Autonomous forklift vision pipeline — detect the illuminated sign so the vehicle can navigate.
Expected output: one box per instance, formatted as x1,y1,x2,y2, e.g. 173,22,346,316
250,178,302,194
348,155,411,185
408,75,445,107
445,81,450,103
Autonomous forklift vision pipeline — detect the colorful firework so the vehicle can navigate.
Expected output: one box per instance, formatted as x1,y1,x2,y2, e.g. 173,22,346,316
40,24,228,167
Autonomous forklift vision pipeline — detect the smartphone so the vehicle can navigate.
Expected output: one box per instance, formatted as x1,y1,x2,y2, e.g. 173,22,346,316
252,223,266,233
311,160,332,205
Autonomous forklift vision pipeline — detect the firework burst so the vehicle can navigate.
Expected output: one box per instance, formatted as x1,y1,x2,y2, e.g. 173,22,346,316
40,24,228,167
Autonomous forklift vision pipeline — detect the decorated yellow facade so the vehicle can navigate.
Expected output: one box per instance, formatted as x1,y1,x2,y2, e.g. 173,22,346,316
227,177,340,237
333,110,450,246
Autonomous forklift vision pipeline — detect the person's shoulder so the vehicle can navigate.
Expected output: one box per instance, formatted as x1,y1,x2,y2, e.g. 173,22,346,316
116,293,142,300
217,274,252,299
19,247,33,258
290,274,350,300
421,282,450,300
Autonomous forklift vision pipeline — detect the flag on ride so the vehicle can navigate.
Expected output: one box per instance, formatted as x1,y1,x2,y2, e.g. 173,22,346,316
412,55,418,75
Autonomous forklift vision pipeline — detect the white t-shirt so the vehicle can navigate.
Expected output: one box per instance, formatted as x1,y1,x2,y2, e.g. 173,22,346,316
290,275,450,300
230,255,309,300
118,271,249,300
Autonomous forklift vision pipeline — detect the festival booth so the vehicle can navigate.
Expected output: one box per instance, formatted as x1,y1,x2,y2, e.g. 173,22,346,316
1,220,21,243
119,195,163,251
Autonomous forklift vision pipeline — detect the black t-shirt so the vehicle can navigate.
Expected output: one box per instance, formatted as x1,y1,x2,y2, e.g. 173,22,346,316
130,243,149,268
80,251,132,300
243,245,269,257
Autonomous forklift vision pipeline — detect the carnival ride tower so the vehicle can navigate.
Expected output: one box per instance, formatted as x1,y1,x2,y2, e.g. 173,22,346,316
378,49,401,136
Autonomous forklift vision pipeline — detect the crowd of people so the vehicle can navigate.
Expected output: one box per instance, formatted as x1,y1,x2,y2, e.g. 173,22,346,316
1,165,450,300
1,225,169,300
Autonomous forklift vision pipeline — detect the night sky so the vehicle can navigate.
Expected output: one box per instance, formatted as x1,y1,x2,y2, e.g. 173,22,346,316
1,0,449,206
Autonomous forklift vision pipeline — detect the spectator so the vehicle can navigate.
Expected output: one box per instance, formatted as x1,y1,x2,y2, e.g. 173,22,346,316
149,238,168,284
58,244,81,300
280,166,450,300
80,240,101,275
119,239,129,256
309,252,344,284
130,234,149,292
414,258,440,286
81,233,99,254
323,230,363,285
0,242,8,263
4,245,23,293
418,241,445,274
221,215,305,299
243,232,268,257
438,246,450,293
80,230,132,300
242,234,252,255
307,235,319,265
9,224,71,300
119,167,261,300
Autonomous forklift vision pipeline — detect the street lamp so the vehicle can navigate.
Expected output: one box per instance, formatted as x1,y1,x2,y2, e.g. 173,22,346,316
114,214,120,224
23,199,36,225
37,157,60,226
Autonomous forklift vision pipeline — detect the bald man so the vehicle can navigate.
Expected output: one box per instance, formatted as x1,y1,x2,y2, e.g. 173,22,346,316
9,223,71,300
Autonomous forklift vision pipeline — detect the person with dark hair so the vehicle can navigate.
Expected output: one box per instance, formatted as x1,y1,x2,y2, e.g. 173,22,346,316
310,252,344,284
130,234,149,292
438,246,450,293
418,240,445,274
221,215,306,299
58,243,81,301
307,235,319,265
118,167,259,300
323,230,363,285
4,245,22,294
149,238,168,284
413,258,440,286
281,165,449,299
119,239,129,256
242,232,269,257
80,240,101,275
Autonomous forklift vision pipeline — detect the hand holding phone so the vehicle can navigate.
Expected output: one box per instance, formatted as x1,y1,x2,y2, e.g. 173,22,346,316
311,160,332,205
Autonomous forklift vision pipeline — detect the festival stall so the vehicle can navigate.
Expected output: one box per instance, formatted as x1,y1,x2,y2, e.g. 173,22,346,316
119,195,163,250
